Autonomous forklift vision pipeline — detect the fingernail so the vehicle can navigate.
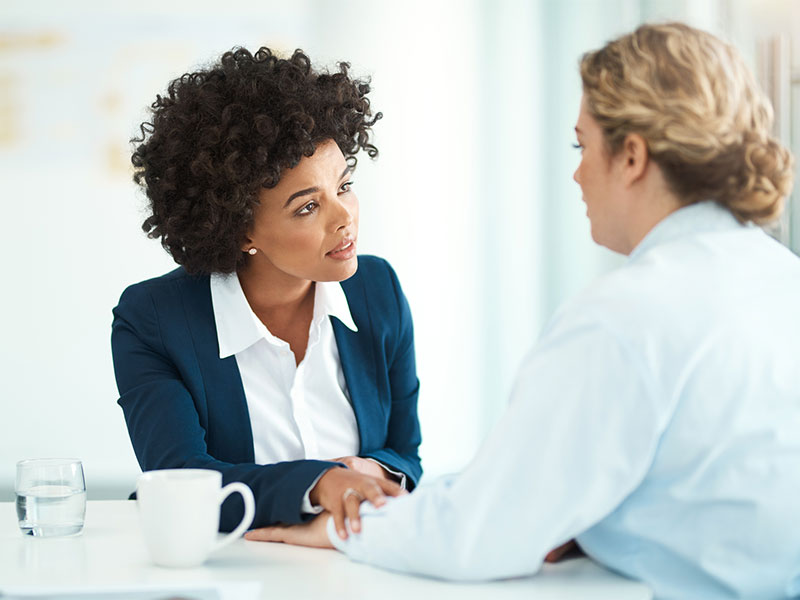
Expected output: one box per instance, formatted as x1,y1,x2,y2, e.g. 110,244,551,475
338,529,347,539
353,520,361,533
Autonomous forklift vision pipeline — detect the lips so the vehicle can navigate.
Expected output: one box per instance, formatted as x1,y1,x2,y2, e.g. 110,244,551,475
328,238,353,253
326,237,357,260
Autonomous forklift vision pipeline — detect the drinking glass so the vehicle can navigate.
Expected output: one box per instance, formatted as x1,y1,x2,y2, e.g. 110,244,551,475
15,458,86,537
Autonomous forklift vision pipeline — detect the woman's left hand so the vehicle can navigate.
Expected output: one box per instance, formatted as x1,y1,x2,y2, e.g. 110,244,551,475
245,512,334,548
333,456,392,480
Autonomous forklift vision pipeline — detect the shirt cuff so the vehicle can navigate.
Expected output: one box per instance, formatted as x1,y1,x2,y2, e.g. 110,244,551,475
301,471,327,515
365,458,407,489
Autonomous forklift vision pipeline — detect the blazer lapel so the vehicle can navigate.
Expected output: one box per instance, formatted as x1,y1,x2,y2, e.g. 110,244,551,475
178,273,255,463
335,276,384,451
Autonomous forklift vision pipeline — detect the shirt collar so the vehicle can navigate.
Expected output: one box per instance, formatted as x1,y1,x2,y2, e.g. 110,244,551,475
314,278,359,334
629,201,747,261
209,273,358,359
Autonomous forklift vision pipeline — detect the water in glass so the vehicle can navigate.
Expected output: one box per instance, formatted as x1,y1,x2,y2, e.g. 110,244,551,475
16,485,87,536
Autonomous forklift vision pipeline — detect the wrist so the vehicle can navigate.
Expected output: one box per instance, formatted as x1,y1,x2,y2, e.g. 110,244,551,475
379,464,398,481
309,466,342,505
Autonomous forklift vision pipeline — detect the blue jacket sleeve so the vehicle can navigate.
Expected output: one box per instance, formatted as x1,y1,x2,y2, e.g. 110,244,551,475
359,261,423,487
111,282,340,532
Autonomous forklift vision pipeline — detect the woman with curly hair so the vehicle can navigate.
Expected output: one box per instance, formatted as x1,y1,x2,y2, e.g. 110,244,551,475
247,23,800,599
111,47,421,536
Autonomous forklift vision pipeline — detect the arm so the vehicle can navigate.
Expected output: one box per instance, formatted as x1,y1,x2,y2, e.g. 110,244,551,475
329,317,666,580
112,283,349,531
359,260,422,486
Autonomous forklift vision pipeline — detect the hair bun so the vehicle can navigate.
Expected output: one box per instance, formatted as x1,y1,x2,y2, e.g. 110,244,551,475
725,137,795,224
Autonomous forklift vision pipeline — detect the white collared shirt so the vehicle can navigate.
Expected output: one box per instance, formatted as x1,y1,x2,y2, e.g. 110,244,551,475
209,273,360,466
329,202,800,599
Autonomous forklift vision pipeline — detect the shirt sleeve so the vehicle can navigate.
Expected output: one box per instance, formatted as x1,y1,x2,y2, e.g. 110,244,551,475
300,471,327,515
364,458,407,489
327,314,667,581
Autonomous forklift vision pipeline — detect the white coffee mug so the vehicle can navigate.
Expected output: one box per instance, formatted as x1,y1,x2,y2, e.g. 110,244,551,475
136,469,255,568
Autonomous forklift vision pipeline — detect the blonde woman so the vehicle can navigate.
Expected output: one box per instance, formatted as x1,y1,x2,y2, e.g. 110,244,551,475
245,23,800,599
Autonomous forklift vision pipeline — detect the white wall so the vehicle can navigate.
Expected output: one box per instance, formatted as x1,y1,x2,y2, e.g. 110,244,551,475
1,0,795,500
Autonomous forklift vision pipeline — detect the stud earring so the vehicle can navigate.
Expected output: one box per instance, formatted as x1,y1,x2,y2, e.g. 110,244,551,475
248,248,257,256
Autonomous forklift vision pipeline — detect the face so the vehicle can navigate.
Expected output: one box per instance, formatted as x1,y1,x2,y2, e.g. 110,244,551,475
573,95,630,253
245,139,359,283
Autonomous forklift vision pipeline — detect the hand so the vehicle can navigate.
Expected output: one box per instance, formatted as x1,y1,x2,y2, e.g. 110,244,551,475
246,512,334,549
309,467,406,540
333,455,393,480
544,539,582,563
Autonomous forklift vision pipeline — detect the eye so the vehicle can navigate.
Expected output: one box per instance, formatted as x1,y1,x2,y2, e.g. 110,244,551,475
339,180,354,194
572,142,584,151
296,201,318,216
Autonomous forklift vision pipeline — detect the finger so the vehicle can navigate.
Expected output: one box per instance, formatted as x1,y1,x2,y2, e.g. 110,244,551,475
544,540,577,562
245,527,284,543
330,501,348,540
361,481,388,508
344,489,363,533
376,477,405,497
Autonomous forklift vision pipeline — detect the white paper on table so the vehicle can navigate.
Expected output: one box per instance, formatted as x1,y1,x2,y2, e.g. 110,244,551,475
0,581,261,600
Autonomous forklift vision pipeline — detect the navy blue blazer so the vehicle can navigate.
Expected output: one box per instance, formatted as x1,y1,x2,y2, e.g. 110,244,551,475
111,255,422,532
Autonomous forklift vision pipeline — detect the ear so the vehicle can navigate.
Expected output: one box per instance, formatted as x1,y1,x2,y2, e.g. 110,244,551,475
620,133,649,187
240,234,255,254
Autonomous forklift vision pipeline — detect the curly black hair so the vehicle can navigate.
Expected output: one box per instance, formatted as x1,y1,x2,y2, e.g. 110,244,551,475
131,47,381,275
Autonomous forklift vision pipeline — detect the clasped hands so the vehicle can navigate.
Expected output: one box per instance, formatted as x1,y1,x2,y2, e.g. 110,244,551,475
244,457,581,563
245,455,406,548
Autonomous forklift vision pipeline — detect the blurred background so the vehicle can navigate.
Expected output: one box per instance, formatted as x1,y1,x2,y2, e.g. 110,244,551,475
1,0,798,500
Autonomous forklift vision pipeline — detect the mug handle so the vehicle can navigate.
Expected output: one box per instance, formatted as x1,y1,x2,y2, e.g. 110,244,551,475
213,482,255,553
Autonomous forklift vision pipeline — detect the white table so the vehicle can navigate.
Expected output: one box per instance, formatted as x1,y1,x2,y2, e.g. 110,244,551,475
0,500,652,599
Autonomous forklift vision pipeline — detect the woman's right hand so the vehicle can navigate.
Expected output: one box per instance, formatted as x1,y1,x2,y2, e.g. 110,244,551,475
309,467,406,540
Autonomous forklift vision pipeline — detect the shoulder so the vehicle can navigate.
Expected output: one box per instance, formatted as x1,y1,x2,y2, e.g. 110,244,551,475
542,235,733,364
543,254,677,346
342,254,403,300
347,254,397,281
115,267,209,317
341,255,410,332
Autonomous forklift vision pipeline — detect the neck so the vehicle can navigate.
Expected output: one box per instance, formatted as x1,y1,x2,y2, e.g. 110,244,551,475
624,199,682,254
621,168,683,255
237,259,314,318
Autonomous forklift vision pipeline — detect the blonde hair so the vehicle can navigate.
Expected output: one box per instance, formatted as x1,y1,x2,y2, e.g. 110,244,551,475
580,22,793,224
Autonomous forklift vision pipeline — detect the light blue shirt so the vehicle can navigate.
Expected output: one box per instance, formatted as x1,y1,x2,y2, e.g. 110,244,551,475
328,202,800,600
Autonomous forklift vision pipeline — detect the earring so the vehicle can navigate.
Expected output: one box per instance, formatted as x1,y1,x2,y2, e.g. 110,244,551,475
248,248,257,256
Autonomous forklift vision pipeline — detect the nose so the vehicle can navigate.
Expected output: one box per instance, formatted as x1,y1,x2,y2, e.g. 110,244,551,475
573,164,580,184
331,195,355,232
